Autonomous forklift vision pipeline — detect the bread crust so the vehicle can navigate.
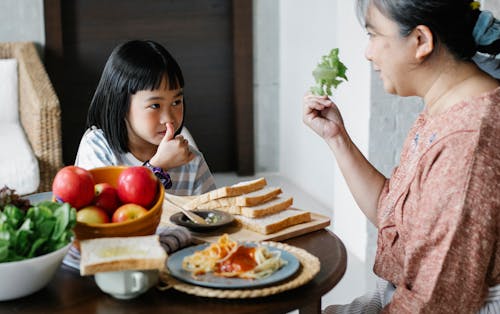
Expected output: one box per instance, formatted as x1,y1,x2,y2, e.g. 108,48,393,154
235,209,312,235
82,258,166,275
241,196,293,218
79,235,167,276
184,178,267,209
196,187,282,209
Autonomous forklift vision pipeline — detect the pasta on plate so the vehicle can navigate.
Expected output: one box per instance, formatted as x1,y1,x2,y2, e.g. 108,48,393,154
182,234,286,279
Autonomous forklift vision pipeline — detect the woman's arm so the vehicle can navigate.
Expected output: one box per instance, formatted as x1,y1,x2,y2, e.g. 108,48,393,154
303,94,386,225
327,132,387,225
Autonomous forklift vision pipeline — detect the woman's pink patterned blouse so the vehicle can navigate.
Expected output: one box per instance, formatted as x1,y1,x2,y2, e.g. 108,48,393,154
376,87,500,313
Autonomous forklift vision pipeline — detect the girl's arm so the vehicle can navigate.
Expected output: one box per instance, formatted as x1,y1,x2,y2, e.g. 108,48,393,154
303,94,386,225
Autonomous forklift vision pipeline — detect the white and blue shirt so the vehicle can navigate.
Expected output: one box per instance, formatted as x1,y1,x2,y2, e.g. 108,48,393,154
75,127,216,195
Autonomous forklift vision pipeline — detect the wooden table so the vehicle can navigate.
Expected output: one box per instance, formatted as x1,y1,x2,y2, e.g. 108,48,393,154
0,229,346,314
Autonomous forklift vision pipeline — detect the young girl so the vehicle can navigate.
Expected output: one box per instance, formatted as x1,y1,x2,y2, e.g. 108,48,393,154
303,1,500,313
75,40,216,195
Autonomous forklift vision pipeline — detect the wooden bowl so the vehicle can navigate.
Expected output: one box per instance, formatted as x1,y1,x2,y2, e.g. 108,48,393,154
73,166,164,246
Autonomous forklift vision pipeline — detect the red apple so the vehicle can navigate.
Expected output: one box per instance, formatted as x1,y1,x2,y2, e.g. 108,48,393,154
117,166,158,207
112,203,148,223
94,183,120,215
52,166,95,209
76,205,110,224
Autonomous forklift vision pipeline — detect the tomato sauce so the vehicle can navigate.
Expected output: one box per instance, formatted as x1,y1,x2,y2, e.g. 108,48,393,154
216,246,257,274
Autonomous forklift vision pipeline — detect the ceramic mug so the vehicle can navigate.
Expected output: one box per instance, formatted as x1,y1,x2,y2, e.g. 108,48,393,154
94,270,159,299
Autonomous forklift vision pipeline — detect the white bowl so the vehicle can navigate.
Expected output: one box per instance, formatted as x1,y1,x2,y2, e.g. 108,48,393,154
0,243,71,301
94,269,159,299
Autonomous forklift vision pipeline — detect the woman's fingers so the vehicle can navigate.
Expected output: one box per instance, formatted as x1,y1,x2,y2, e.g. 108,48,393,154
304,94,332,104
303,95,333,111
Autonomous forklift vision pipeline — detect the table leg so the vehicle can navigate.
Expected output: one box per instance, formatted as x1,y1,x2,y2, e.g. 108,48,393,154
299,299,321,314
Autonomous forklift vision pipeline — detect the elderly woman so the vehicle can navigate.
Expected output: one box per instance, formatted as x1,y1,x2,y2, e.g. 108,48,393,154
303,0,500,313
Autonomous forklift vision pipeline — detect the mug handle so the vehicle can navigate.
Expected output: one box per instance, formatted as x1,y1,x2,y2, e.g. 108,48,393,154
131,272,147,293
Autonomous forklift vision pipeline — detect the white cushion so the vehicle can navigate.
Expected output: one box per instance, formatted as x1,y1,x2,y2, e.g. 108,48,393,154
0,59,18,123
0,123,39,195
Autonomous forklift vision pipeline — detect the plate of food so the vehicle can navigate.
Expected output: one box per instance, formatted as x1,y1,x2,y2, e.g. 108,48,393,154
169,209,234,232
167,234,300,289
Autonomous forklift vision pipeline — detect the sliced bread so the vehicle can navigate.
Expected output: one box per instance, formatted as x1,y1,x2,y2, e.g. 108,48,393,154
209,204,242,215
79,235,167,276
183,177,267,209
240,196,293,218
202,196,293,218
196,187,283,209
235,208,312,235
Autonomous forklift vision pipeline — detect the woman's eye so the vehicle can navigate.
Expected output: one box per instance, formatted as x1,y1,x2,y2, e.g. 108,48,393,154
150,103,160,109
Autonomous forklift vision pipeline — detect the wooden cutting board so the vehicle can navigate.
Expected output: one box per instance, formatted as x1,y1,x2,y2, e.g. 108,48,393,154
160,193,331,243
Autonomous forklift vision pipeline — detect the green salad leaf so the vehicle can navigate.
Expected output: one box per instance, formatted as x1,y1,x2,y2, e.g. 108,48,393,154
0,197,76,263
310,48,348,96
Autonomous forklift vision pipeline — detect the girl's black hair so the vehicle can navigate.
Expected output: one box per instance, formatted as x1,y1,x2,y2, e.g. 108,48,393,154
86,40,185,153
356,0,498,61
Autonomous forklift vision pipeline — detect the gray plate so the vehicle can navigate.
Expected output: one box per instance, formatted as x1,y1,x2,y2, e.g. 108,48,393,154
24,191,53,203
167,243,300,289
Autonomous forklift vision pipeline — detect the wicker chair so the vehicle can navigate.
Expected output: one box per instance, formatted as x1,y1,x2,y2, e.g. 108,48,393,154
0,42,63,192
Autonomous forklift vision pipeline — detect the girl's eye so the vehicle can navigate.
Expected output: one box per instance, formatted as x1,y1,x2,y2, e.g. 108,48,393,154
150,103,160,109
172,99,183,107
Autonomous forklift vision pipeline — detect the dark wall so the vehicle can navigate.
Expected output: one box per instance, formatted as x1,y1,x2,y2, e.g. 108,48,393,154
44,0,254,174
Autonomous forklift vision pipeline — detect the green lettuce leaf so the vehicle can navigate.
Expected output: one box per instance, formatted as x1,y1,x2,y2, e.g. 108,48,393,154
310,48,348,96
0,200,76,263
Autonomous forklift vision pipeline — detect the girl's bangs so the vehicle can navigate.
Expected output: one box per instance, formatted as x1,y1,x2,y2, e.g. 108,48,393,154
126,66,183,94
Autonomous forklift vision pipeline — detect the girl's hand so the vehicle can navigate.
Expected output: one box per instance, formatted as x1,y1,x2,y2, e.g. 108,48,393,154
150,123,195,170
302,93,345,140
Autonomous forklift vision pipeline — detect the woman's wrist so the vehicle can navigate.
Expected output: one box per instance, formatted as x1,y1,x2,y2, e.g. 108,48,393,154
142,160,172,189
326,128,352,154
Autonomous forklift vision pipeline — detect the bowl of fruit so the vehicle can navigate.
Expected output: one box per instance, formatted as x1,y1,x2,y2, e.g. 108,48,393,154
52,166,164,246
0,187,75,300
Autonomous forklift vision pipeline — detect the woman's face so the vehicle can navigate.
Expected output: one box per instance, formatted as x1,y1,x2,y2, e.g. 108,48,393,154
126,76,184,150
363,4,416,96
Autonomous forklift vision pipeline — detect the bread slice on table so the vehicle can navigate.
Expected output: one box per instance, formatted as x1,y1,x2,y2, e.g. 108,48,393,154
240,196,293,217
196,186,282,209
184,177,267,210
235,208,312,235
79,235,167,276
200,196,292,217
206,204,242,215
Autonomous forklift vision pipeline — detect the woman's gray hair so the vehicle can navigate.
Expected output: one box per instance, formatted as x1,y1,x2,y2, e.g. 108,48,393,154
356,0,500,77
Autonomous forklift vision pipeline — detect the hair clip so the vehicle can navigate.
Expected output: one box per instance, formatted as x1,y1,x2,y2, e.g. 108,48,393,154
470,1,481,10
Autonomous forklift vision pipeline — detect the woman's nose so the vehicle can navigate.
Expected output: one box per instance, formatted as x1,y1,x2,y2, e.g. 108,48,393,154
364,43,373,61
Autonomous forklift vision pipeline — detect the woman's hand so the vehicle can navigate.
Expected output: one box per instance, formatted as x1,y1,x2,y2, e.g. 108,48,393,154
150,123,194,170
303,93,345,140
303,93,385,225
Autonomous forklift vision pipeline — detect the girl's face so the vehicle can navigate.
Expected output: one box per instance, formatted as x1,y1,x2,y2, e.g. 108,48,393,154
363,4,417,96
126,76,184,151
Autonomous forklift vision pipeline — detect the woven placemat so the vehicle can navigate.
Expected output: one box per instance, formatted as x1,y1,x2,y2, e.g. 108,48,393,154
158,241,320,299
